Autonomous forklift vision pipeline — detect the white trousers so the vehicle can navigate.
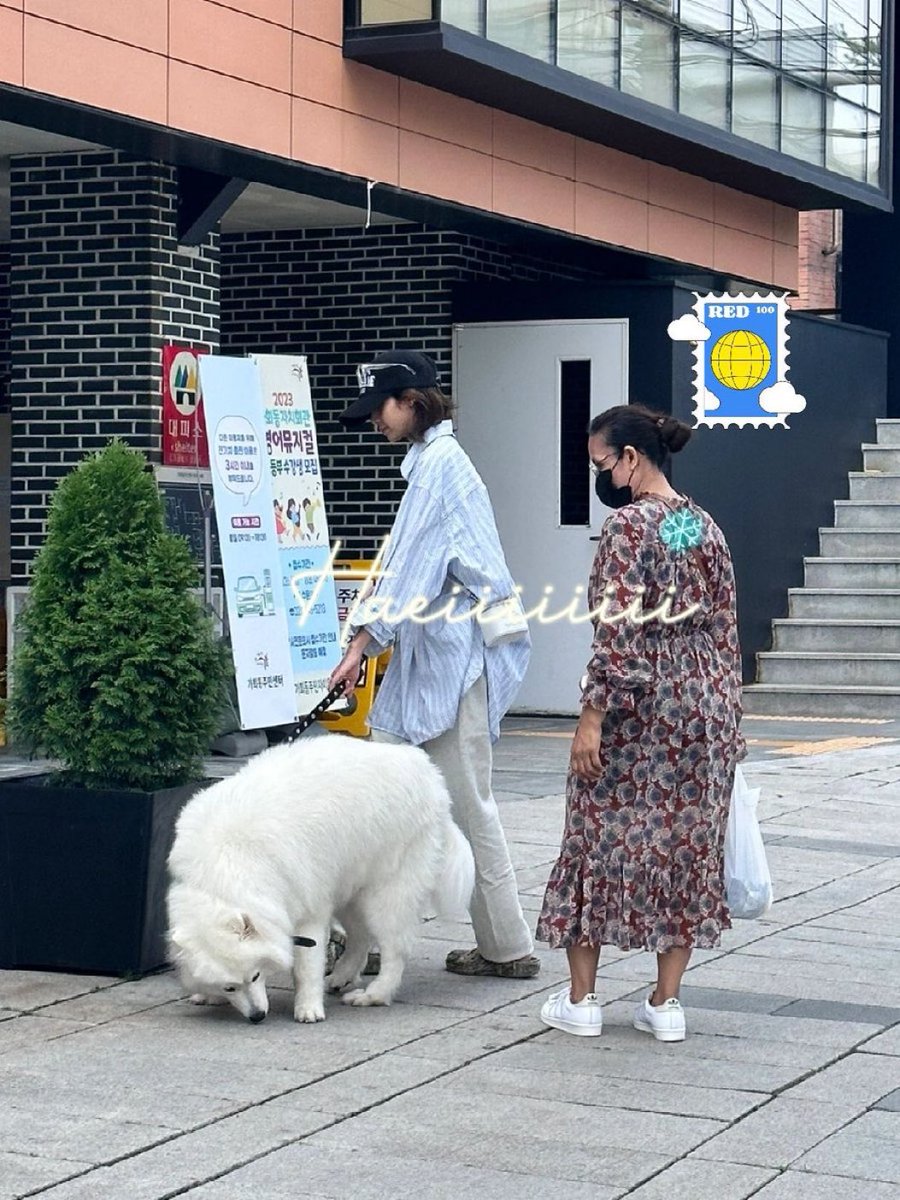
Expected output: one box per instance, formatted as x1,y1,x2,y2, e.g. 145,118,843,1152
371,674,534,963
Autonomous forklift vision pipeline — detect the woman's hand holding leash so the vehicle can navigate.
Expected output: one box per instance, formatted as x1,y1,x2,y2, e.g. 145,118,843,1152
329,631,371,699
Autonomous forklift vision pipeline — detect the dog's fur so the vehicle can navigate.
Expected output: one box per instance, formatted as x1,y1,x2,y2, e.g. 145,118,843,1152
167,737,474,1023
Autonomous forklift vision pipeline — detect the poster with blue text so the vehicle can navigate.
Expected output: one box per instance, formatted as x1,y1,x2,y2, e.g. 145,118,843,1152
250,354,342,715
199,356,297,730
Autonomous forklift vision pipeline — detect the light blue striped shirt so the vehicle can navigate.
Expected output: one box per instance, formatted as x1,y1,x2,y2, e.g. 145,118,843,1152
352,421,530,745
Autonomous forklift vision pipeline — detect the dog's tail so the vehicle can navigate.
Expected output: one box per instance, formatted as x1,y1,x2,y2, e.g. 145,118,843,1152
432,818,476,922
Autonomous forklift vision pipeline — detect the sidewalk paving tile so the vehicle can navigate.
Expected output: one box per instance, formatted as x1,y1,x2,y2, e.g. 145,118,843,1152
861,1026,900,1056
0,1152,93,1200
0,1014,93,1053
0,729,896,1200
303,1117,675,1189
780,1050,900,1106
437,1059,761,1120
791,1111,900,1183
0,971,117,1013
751,1170,900,1199
0,1108,180,1167
181,1146,618,1200
624,1158,778,1199
12,1105,338,1200
691,1096,861,1168
773,999,900,1025
475,1037,804,1093
677,986,796,1015
681,1006,881,1048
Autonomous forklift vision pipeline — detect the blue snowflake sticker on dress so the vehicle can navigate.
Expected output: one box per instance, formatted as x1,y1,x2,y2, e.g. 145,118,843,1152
660,509,704,553
667,292,806,430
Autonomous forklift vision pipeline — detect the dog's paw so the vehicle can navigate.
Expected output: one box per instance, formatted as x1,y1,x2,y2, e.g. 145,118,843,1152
325,971,360,994
293,1001,326,1023
189,993,223,1006
341,988,390,1008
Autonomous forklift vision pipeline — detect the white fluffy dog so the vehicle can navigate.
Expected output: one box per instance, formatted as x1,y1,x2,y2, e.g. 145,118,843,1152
167,736,474,1024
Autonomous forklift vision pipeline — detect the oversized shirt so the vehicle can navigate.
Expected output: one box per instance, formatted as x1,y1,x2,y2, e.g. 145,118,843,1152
352,421,530,745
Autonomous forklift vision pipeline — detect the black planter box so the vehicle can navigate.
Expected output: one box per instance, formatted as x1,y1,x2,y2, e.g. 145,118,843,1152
0,775,208,976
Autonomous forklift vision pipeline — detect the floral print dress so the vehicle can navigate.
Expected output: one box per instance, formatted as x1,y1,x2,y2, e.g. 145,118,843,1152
536,495,745,954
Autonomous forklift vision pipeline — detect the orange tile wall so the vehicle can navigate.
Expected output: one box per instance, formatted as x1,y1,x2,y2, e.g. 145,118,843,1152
0,0,799,288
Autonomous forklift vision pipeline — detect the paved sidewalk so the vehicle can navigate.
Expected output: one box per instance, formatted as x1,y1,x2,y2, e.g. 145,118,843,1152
1,723,899,1199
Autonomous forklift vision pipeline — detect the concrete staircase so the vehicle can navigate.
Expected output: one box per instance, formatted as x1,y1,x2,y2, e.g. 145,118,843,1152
743,418,900,719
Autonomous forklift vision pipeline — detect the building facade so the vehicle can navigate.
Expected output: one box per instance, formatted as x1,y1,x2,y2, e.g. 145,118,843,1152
0,0,893,711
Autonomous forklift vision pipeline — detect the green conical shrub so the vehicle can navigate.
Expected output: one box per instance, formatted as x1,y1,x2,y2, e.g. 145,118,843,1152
10,441,228,790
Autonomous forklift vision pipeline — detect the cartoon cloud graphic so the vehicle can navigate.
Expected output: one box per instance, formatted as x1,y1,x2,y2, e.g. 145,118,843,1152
700,388,720,412
758,381,806,415
667,314,711,342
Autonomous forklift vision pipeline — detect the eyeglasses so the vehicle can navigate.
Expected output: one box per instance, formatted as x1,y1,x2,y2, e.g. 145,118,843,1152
589,451,619,477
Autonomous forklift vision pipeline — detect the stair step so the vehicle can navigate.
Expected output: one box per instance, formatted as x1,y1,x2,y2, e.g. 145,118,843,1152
773,619,900,652
789,589,900,619
819,528,900,556
804,558,900,588
863,445,900,472
752,422,900,718
758,651,900,687
848,472,900,502
876,419,900,446
834,501,900,529
742,684,900,719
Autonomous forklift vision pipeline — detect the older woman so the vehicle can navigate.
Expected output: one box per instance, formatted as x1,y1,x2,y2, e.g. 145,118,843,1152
537,403,745,1040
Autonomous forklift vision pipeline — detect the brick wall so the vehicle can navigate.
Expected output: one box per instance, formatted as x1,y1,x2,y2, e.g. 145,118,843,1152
794,210,841,311
0,242,9,414
8,151,219,578
220,225,593,557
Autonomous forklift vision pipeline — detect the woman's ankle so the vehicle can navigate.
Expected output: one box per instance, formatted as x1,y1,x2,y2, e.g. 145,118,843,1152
650,988,678,1006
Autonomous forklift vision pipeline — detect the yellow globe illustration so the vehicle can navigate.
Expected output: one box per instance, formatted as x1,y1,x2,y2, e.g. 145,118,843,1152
709,329,771,390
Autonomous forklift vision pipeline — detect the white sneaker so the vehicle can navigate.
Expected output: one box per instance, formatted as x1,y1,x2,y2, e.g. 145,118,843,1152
633,994,686,1042
540,986,603,1037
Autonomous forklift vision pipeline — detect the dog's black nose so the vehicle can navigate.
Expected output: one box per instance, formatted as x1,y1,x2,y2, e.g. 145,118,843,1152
248,1010,267,1024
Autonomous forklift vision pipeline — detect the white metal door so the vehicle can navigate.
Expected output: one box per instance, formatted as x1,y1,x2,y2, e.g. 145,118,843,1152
453,319,628,714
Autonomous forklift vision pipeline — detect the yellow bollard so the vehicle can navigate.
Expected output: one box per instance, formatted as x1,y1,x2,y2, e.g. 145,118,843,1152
318,561,391,738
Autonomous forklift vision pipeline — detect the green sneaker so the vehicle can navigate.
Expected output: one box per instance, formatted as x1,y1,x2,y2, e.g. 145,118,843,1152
326,931,380,976
445,948,540,979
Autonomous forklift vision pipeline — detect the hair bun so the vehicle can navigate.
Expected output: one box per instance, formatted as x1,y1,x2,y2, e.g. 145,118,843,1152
659,415,692,454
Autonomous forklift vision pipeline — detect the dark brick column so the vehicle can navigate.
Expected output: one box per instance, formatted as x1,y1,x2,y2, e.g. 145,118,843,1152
8,152,220,578
0,242,10,411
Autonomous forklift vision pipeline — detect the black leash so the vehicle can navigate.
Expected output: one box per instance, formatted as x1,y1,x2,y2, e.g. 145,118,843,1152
284,681,351,743
285,673,364,951
286,683,345,952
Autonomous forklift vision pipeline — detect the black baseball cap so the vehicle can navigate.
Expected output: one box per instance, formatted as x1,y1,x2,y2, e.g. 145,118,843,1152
340,350,439,426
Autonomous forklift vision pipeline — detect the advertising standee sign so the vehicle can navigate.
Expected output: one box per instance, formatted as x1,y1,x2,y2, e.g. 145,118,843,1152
198,356,296,729
251,355,342,714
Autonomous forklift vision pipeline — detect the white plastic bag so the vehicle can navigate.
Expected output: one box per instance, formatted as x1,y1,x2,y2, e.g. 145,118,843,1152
724,764,773,919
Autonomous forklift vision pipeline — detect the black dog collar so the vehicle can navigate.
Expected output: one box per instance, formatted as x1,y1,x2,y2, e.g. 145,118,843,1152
292,935,317,947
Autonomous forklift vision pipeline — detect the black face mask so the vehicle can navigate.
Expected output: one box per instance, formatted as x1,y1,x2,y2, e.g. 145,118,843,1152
594,468,633,509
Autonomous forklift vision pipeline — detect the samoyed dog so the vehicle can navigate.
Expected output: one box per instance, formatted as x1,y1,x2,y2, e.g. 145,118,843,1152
167,736,474,1024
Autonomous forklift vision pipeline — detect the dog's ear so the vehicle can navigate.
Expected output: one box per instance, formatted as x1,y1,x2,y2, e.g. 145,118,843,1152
227,913,257,941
